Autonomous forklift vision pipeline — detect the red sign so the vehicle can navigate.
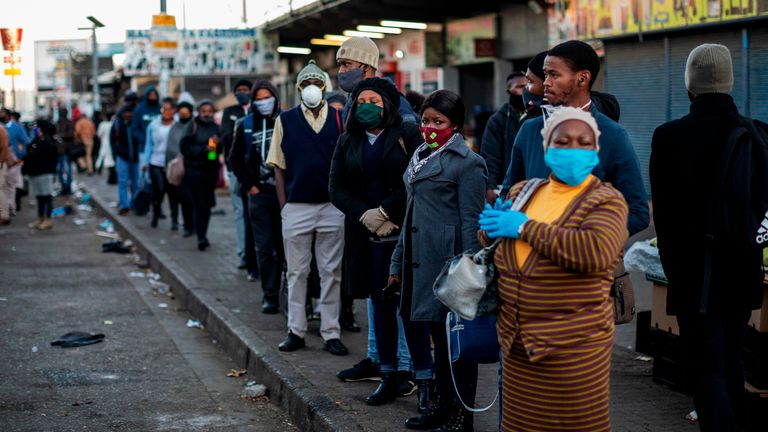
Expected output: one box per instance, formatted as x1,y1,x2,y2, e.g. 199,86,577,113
1,28,23,51
474,38,496,58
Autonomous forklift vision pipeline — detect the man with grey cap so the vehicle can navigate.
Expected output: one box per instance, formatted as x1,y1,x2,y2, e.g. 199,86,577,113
266,60,348,356
336,36,418,125
651,43,768,432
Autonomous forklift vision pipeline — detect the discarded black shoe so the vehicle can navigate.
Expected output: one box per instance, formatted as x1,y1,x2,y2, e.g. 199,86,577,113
102,240,131,254
51,332,105,348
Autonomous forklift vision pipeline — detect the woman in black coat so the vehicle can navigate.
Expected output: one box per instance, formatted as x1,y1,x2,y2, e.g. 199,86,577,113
180,101,221,251
329,78,421,406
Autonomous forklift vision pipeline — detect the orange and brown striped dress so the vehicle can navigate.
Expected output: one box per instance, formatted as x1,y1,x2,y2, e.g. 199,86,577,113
496,176,628,432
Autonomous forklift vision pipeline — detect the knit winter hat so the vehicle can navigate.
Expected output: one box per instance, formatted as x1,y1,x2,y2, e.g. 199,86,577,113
351,77,401,109
233,79,253,92
685,44,733,96
336,37,379,70
296,60,327,87
541,107,601,151
527,51,548,81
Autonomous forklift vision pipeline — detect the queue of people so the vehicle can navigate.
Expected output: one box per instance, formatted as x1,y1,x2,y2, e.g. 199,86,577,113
2,34,765,432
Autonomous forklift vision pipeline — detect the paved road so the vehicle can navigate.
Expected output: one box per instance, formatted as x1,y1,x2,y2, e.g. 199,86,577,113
80,173,698,432
0,195,297,432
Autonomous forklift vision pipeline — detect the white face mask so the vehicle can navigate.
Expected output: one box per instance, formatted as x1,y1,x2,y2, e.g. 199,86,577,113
254,97,276,116
300,85,323,109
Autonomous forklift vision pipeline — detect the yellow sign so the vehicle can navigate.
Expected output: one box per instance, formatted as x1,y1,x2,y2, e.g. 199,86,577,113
152,14,176,28
152,40,179,49
549,0,768,44
4,68,21,76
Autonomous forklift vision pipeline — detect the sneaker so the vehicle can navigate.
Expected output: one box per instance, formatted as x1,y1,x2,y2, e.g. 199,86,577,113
337,358,381,382
118,208,131,216
397,371,417,397
28,218,43,229
247,271,259,282
323,338,349,356
37,218,53,230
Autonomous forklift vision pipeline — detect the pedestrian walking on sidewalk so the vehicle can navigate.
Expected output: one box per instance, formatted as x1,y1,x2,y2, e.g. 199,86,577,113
230,79,284,311
95,112,116,181
131,86,161,155
74,113,96,175
481,108,628,432
329,78,421,406
389,90,487,431
168,102,195,236
266,60,348,356
23,120,59,230
180,101,221,251
142,97,179,229
55,108,75,196
650,44,768,432
113,105,140,215
221,79,254,271
0,124,14,224
1,108,30,213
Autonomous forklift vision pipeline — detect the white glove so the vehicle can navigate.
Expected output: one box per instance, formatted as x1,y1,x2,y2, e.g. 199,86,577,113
360,208,388,233
375,221,399,237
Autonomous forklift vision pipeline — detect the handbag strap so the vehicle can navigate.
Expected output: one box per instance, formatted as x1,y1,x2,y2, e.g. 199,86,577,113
445,312,499,413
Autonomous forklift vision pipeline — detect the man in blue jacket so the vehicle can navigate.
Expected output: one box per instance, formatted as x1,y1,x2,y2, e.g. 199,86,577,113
0,108,29,212
500,40,649,236
131,86,161,154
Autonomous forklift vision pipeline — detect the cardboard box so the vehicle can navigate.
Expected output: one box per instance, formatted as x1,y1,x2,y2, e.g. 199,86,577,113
652,282,768,334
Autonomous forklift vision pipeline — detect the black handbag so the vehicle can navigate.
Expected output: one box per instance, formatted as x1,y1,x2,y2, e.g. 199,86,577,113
67,142,87,160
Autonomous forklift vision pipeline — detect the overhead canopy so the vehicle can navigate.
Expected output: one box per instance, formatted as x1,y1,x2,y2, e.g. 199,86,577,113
265,0,506,46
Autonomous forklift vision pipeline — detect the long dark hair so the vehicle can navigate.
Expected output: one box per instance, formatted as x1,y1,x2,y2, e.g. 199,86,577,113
346,90,402,136
420,90,465,133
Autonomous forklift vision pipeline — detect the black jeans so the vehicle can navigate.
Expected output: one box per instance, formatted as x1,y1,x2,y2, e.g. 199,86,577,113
677,312,750,432
402,316,478,406
370,241,398,371
36,195,53,218
149,165,179,222
247,190,283,299
184,172,215,243
240,191,259,273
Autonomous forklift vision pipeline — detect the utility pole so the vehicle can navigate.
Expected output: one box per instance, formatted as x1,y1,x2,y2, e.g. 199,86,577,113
242,0,248,25
79,16,104,113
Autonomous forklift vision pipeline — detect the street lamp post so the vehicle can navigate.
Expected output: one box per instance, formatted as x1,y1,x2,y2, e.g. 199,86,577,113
78,16,104,113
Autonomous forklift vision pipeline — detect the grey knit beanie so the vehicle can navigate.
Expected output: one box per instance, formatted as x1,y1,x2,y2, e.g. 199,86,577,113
685,44,733,96
296,60,327,88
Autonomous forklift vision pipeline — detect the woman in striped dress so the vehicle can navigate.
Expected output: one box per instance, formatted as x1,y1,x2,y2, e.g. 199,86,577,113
479,107,628,432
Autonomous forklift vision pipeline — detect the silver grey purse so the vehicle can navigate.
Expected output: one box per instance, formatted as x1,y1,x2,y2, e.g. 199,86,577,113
433,178,545,320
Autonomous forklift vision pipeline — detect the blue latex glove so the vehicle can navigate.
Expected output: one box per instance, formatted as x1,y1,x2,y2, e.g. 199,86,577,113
494,198,513,211
479,209,529,239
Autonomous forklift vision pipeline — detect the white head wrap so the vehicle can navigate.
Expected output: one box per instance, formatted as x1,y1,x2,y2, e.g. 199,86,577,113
541,106,601,151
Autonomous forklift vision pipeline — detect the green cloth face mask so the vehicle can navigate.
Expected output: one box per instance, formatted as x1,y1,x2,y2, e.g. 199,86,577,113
355,103,383,130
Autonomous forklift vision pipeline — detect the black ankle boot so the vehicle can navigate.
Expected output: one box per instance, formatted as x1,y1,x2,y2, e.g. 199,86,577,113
415,378,434,414
365,371,398,406
405,394,448,430
434,404,474,432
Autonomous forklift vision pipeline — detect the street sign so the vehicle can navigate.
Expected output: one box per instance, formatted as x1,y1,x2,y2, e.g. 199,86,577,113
152,14,176,27
0,28,23,51
3,56,21,64
150,13,178,58
4,68,21,76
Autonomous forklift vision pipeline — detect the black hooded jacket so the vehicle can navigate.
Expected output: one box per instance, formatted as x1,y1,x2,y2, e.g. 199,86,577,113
23,121,58,176
229,80,280,194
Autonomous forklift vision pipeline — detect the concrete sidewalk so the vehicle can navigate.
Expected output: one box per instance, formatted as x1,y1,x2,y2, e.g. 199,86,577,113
81,172,696,432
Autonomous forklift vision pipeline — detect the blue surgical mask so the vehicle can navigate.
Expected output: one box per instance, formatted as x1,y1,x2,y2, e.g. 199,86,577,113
544,148,599,186
254,97,276,116
338,68,365,93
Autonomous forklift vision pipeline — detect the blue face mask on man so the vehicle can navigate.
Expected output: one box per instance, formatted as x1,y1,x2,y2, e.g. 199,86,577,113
522,88,544,111
544,148,599,186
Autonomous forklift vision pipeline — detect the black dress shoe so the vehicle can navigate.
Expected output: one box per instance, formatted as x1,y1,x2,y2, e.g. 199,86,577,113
278,332,305,352
366,371,398,406
323,338,348,356
261,297,279,314
340,315,361,333
182,229,194,238
197,239,210,251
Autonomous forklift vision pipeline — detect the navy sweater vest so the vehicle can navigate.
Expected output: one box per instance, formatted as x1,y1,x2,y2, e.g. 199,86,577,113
280,106,341,203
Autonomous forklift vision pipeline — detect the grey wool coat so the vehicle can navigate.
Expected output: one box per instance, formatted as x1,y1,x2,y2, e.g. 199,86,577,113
390,135,488,322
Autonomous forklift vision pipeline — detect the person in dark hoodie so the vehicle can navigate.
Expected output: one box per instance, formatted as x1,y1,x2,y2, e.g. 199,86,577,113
499,40,649,237
222,78,254,271
131,86,161,154
230,79,283,313
23,120,59,230
180,100,221,251
480,72,528,204
167,101,195,236
113,104,140,215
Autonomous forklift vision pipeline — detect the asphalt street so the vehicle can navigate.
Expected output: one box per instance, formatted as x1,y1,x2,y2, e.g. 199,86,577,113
0,195,297,432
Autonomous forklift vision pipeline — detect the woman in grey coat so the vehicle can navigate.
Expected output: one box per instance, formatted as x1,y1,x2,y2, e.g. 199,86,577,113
388,90,487,431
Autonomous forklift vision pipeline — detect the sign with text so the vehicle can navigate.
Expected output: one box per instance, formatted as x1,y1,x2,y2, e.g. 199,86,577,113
124,28,270,76
549,0,768,45
1,28,23,51
4,68,21,76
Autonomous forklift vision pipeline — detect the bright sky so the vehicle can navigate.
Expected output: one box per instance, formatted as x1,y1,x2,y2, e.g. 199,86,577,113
1,0,313,91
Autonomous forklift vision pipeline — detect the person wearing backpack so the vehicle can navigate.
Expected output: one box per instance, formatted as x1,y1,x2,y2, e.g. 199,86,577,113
650,43,768,432
229,79,283,313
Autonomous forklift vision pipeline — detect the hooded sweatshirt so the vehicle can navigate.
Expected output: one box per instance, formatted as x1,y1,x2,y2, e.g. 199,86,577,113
131,86,161,153
229,80,280,193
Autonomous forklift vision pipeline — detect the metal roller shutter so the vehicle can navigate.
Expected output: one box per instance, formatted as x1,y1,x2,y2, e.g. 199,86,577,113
749,27,768,122
604,40,667,197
